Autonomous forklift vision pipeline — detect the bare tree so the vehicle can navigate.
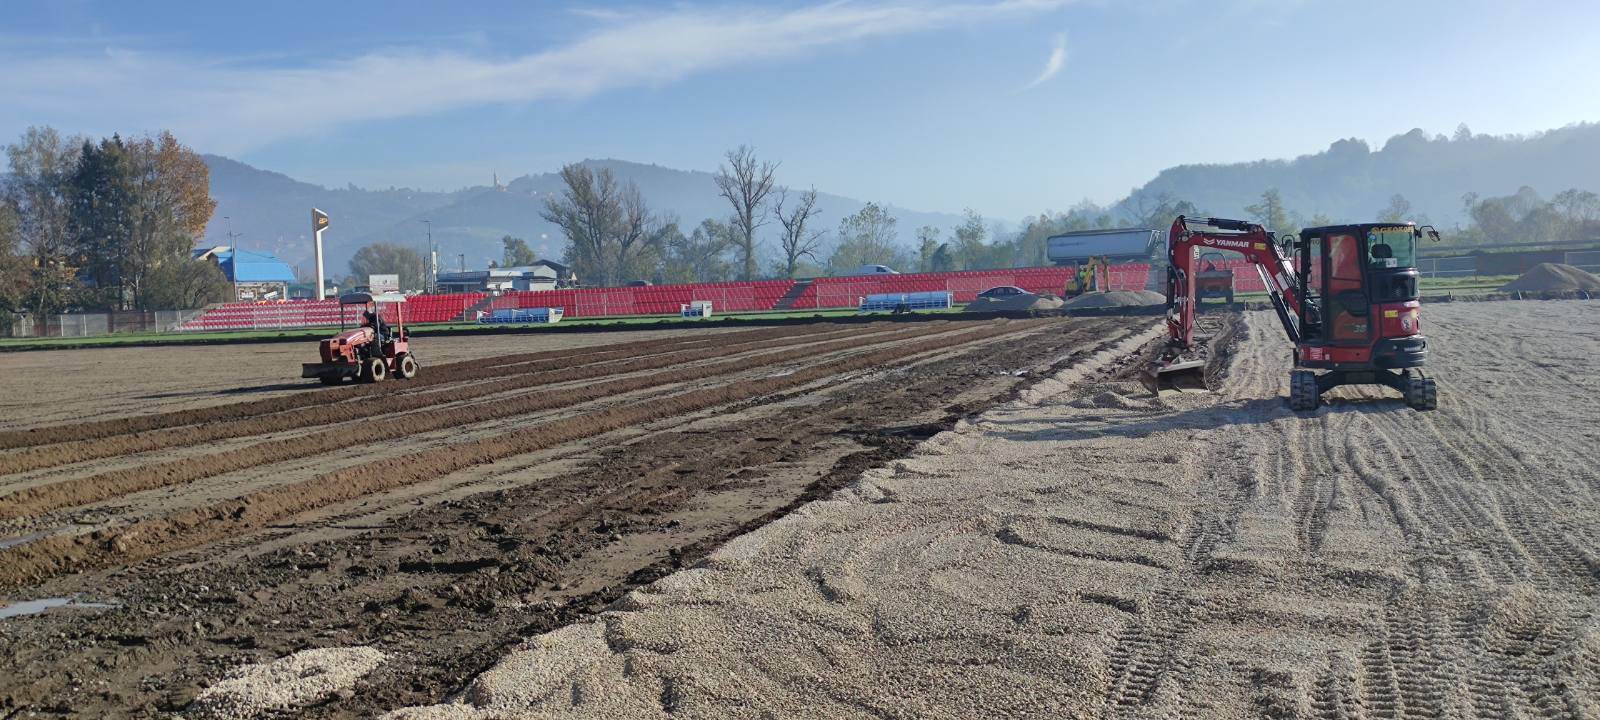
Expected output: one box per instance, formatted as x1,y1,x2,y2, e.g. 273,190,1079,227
540,163,657,286
713,145,778,280
773,186,825,278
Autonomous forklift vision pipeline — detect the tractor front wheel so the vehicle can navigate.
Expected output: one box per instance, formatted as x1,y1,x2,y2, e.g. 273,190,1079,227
362,357,388,383
395,353,419,380
319,375,342,386
1288,370,1320,412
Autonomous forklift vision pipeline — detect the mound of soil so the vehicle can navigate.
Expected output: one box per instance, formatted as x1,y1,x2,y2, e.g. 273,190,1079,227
1063,290,1166,309
1499,263,1600,293
965,294,1066,313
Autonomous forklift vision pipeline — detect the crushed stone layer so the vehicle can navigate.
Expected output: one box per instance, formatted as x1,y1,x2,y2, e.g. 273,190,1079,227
386,299,1600,719
1063,289,1166,308
189,646,386,719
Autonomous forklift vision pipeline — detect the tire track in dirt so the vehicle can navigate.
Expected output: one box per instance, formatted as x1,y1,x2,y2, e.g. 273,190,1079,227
0,324,951,520
0,324,884,477
0,324,845,451
0,319,1046,587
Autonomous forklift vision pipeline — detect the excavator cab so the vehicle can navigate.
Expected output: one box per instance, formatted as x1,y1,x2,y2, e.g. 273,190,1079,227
1289,223,1437,410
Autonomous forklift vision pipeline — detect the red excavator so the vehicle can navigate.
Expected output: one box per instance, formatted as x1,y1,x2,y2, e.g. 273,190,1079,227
301,292,419,385
1142,216,1439,411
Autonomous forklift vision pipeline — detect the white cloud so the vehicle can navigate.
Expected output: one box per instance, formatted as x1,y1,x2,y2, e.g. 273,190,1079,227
1023,32,1066,89
0,1,1071,153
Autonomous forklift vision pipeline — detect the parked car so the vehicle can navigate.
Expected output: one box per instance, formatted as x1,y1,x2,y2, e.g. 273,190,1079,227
623,279,653,287
849,264,900,276
976,285,1031,299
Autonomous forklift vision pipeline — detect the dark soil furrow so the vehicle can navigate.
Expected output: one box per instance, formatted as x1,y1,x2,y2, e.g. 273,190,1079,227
0,324,884,477
0,323,851,451
0,323,955,521
0,320,1045,586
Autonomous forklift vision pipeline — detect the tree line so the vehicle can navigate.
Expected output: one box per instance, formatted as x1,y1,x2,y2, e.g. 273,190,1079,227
532,146,1171,287
1,126,224,322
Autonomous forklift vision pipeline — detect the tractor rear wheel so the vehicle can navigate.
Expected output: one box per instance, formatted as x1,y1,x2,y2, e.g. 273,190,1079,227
362,357,387,383
395,353,418,380
1288,370,1320,412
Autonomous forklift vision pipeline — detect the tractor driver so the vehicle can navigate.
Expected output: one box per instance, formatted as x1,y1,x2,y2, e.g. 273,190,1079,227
362,310,391,342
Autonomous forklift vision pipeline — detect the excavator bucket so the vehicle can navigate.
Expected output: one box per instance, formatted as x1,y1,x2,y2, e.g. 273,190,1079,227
1138,358,1206,394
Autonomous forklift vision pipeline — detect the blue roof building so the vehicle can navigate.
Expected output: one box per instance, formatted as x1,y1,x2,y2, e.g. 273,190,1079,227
193,247,296,283
193,246,297,300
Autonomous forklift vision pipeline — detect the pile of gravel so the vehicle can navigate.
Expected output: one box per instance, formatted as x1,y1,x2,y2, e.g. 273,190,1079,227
1499,263,1600,293
190,647,388,719
965,294,1066,313
1062,290,1166,309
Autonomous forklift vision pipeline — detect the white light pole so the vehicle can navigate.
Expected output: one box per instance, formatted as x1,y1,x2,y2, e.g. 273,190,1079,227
421,219,435,294
224,216,240,301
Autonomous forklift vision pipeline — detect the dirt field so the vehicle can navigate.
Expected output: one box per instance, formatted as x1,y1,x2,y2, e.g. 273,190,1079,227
0,327,747,431
0,315,1148,717
375,299,1600,719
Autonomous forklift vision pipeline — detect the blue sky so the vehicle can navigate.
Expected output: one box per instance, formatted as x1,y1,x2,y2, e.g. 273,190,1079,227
3,0,1599,220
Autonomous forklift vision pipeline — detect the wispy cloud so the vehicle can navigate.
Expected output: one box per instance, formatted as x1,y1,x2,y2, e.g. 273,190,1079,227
0,1,1070,153
1023,32,1066,89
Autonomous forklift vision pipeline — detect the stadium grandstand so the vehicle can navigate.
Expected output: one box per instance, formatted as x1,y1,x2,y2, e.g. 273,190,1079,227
176,262,1211,332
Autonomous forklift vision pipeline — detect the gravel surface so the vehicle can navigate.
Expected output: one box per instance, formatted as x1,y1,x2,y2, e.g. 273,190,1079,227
189,647,386,719
377,299,1600,719
1063,289,1166,308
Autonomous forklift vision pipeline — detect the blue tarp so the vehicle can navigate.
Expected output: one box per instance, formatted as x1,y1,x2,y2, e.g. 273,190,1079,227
196,248,296,283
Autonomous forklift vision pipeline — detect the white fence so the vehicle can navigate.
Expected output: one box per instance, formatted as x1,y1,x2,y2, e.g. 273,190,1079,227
7,309,203,338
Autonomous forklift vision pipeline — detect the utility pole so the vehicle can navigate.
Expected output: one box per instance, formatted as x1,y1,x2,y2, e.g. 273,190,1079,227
224,216,240,301
421,219,434,294
459,253,465,272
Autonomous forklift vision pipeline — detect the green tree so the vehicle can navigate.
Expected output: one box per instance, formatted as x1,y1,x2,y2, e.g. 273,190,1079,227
4,126,84,316
1244,188,1297,235
141,257,232,309
1378,194,1413,223
0,201,26,326
660,218,735,284
349,243,427,292
952,209,988,270
827,203,905,274
713,145,778,281
1124,191,1200,230
915,226,941,272
501,235,538,267
66,136,135,309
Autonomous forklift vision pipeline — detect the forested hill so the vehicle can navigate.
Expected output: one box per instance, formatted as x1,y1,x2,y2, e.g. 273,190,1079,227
1115,123,1600,226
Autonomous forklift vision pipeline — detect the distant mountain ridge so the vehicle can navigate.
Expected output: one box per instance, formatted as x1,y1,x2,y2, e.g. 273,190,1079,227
201,156,965,276
1114,123,1600,227
202,122,1600,275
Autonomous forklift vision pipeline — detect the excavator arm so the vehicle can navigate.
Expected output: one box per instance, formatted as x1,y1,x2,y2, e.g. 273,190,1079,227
1141,216,1305,390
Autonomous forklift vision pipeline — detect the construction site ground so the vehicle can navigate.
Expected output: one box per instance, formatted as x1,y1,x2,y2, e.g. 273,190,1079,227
5,300,1598,718
378,299,1600,719
0,315,1151,717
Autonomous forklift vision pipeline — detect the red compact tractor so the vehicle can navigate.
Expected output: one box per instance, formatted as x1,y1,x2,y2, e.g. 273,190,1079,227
301,292,419,385
1144,216,1440,411
1194,251,1235,306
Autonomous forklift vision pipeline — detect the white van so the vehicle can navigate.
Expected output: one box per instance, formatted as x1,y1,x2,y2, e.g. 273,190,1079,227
850,264,900,276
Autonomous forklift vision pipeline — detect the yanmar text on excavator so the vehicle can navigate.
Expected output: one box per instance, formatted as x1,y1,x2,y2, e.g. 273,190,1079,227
1143,216,1440,411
